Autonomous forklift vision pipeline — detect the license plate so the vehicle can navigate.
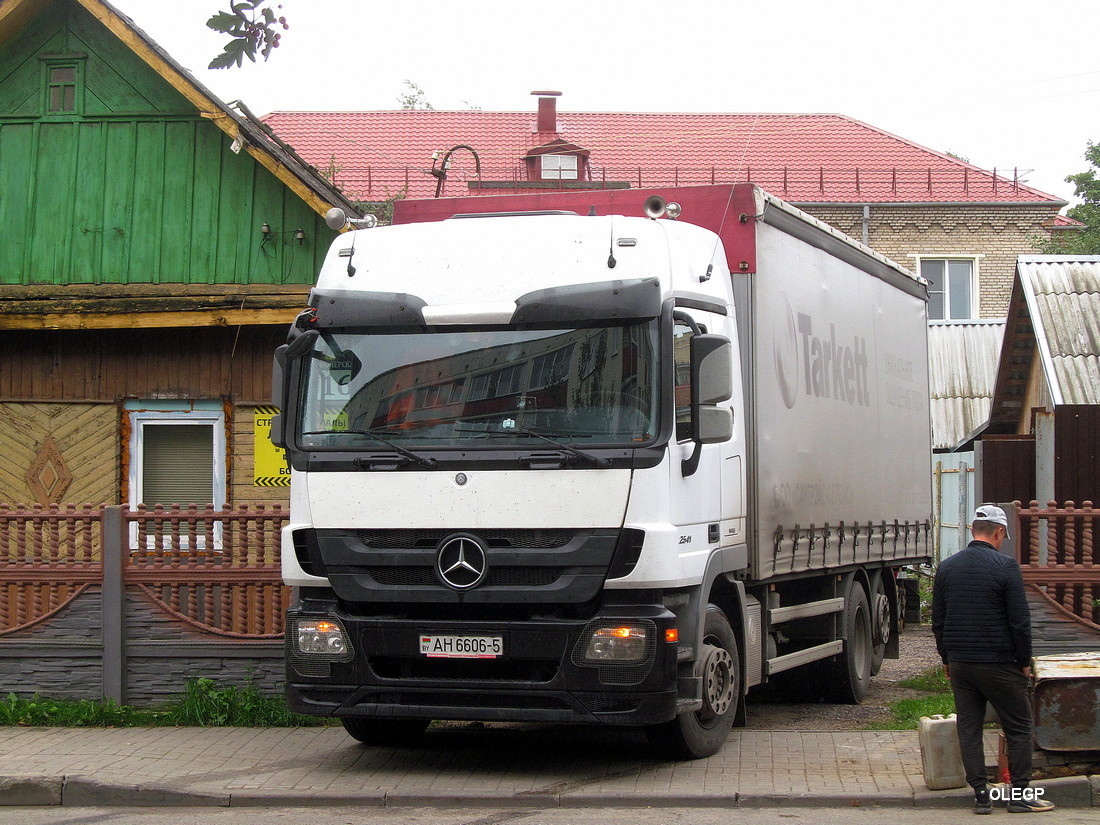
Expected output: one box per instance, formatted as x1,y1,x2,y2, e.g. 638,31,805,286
419,634,503,659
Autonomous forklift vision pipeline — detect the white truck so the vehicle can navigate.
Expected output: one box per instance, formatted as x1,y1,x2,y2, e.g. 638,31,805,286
271,184,932,759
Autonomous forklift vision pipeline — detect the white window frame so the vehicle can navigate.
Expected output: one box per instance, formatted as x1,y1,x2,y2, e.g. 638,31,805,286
912,255,981,321
127,409,226,550
541,154,578,180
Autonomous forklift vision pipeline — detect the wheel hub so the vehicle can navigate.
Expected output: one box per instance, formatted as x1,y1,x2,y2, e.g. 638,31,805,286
701,643,735,717
874,593,890,646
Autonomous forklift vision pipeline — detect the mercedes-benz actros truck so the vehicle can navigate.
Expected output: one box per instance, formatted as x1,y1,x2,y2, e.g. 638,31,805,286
271,184,932,758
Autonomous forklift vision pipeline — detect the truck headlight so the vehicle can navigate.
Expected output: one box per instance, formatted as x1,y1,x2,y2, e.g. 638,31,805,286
289,617,354,667
297,619,349,655
571,619,659,686
584,625,649,662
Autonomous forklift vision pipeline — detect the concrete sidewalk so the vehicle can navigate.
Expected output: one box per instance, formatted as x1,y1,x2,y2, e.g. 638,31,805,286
1,725,1097,809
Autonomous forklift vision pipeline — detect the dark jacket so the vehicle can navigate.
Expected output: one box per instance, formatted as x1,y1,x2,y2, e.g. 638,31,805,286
932,539,1031,669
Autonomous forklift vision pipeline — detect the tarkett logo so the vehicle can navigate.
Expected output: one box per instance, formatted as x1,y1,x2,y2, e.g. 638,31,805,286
773,294,871,409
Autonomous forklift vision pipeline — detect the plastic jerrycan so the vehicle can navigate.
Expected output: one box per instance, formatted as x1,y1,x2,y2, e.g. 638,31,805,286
918,714,967,790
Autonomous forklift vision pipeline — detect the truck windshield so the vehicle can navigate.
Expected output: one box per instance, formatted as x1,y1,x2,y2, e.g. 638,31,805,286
295,322,659,449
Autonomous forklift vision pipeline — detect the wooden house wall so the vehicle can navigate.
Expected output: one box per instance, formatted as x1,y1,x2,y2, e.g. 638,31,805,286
0,326,283,402
0,400,117,504
1,326,289,507
0,0,331,287
1055,405,1099,504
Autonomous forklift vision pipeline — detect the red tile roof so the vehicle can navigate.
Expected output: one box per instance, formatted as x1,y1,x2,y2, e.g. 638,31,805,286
261,110,1064,205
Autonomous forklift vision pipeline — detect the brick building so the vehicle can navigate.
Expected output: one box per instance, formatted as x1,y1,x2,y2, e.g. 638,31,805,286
263,93,1070,320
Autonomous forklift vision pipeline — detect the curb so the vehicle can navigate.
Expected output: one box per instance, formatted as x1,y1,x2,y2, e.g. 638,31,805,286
0,776,63,806
62,777,229,807
1,774,1097,809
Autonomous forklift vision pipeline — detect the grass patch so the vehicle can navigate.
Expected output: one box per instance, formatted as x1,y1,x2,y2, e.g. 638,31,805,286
0,694,160,727
898,666,951,693
0,678,334,728
879,694,956,729
867,664,955,730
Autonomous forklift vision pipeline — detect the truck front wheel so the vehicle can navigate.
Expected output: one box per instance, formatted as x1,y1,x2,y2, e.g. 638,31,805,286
646,604,739,759
340,717,430,746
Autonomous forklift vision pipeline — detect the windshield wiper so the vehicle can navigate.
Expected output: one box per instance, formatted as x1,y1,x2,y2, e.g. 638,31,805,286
301,428,438,468
510,427,610,468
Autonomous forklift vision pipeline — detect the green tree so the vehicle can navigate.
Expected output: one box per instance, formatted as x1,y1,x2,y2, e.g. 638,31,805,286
1039,140,1100,254
206,1,289,70
397,80,434,110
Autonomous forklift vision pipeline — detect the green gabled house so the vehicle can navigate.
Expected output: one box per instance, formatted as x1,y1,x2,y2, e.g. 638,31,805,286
0,0,358,511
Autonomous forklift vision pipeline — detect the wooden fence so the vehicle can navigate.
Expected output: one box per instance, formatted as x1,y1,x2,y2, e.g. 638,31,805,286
1016,500,1100,628
0,503,290,704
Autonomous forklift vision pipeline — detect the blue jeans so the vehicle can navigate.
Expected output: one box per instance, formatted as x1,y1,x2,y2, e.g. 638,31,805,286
949,661,1033,789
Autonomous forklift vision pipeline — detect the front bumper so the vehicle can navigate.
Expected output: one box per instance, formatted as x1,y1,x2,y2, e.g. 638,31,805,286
286,604,680,726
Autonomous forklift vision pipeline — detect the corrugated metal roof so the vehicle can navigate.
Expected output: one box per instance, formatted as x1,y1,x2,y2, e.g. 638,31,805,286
1018,257,1100,406
928,320,1006,450
260,109,1065,205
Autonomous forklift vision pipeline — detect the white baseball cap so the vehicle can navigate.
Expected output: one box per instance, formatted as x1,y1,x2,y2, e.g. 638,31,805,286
974,504,1011,538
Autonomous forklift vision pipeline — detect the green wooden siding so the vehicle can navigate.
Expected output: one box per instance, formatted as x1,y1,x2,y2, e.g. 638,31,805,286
0,1,332,286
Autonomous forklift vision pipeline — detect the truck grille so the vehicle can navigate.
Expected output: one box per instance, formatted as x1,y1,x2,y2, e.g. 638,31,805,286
311,527,619,606
366,566,561,588
357,529,574,549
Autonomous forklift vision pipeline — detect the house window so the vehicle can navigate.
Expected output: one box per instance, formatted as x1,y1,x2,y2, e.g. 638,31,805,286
42,60,83,115
541,154,578,180
128,408,226,549
920,258,975,320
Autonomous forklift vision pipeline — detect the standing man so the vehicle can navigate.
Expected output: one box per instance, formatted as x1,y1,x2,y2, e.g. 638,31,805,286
932,504,1055,814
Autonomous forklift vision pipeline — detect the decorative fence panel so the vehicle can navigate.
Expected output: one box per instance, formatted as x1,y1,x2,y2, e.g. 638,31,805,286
0,503,289,705
1016,500,1100,630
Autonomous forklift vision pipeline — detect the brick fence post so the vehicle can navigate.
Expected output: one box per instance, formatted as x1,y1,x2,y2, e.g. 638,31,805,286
102,505,125,704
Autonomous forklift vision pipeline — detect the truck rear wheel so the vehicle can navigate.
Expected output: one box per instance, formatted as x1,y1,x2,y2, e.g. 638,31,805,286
340,717,430,746
826,584,872,703
646,605,739,760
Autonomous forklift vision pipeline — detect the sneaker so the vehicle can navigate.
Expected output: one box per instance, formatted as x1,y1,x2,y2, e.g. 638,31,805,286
1007,793,1056,813
973,786,992,815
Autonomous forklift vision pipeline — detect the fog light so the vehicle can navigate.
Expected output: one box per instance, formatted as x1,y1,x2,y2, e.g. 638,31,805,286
296,619,350,656
584,625,648,661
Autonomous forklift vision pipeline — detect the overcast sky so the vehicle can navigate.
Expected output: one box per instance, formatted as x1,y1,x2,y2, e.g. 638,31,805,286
112,0,1097,206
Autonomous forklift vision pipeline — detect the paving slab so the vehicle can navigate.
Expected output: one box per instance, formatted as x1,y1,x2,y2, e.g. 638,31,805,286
0,725,1093,808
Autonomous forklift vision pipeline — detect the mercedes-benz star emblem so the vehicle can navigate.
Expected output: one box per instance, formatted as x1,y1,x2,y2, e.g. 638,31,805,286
435,535,488,590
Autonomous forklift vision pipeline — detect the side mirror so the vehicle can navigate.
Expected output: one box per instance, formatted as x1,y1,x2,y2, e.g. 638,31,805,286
690,334,733,406
683,334,734,476
285,328,319,359
270,345,289,449
272,345,288,407
695,405,733,444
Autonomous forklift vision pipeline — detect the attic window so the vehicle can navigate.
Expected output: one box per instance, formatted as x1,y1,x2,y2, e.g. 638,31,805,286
541,154,578,181
43,59,83,115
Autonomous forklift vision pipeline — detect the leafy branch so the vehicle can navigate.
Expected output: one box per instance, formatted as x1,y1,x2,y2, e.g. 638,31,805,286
207,1,289,70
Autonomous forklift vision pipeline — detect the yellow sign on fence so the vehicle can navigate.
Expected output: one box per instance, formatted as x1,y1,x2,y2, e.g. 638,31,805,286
253,406,290,487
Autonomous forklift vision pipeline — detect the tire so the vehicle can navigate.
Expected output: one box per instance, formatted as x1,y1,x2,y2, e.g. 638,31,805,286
340,717,430,746
870,574,890,676
826,582,872,704
647,605,740,760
